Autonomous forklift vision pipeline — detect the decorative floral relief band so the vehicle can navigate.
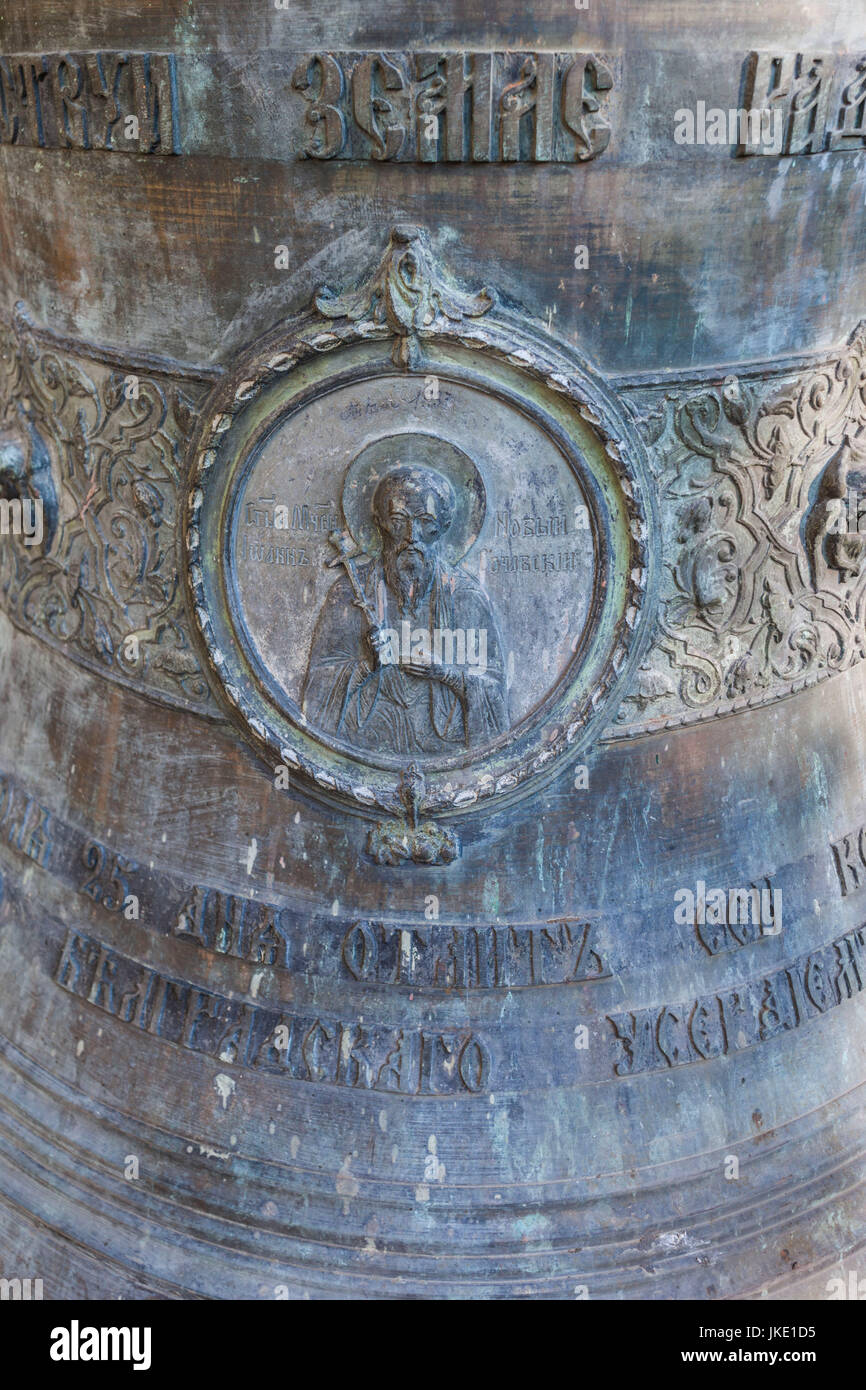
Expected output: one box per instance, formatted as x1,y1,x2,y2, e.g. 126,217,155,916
1,297,865,746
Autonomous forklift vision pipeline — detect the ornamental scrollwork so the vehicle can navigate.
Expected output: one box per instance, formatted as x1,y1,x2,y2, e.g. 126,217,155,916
611,321,866,735
0,306,215,711
315,223,493,367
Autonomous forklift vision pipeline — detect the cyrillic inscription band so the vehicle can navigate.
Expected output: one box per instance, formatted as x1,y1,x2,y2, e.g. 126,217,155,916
2,763,864,1093
54,928,492,1095
340,918,611,988
608,927,866,1076
740,50,866,156
0,771,52,868
4,48,863,164
292,51,613,163
0,52,179,154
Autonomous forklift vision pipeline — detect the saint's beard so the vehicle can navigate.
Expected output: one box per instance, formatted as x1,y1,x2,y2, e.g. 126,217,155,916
383,542,435,614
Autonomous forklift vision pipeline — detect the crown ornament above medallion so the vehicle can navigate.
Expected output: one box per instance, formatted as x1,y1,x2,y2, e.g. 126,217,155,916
315,224,494,367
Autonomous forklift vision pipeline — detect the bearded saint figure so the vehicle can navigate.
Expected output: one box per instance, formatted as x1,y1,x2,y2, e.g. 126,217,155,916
302,463,509,755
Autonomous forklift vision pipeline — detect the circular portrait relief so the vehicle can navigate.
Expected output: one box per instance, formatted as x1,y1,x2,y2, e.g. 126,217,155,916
187,320,654,818
229,374,598,766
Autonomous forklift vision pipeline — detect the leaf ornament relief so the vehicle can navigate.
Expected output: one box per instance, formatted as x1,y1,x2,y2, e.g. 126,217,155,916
0,305,214,711
610,322,866,736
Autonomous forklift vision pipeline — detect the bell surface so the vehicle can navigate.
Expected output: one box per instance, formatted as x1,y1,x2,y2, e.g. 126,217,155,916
0,0,865,1302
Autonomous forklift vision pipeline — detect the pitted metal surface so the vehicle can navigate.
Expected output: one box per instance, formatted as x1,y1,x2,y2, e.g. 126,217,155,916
0,0,864,1301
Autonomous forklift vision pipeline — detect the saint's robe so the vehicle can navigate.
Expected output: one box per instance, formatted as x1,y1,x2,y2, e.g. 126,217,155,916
302,556,509,755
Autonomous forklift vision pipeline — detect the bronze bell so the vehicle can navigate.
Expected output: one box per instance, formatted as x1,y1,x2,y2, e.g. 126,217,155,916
0,2,864,1303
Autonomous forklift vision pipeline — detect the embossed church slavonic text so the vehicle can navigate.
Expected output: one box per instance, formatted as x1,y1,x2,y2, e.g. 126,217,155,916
51,921,866,1087
0,52,179,153
54,929,492,1095
4,50,862,162
174,885,293,968
608,926,866,1076
0,771,52,868
830,822,866,897
292,51,613,162
741,51,866,156
0,769,786,990
172,887,614,990
341,918,611,988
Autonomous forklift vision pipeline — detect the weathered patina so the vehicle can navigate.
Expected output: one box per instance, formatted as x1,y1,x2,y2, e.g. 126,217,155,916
0,1,864,1300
